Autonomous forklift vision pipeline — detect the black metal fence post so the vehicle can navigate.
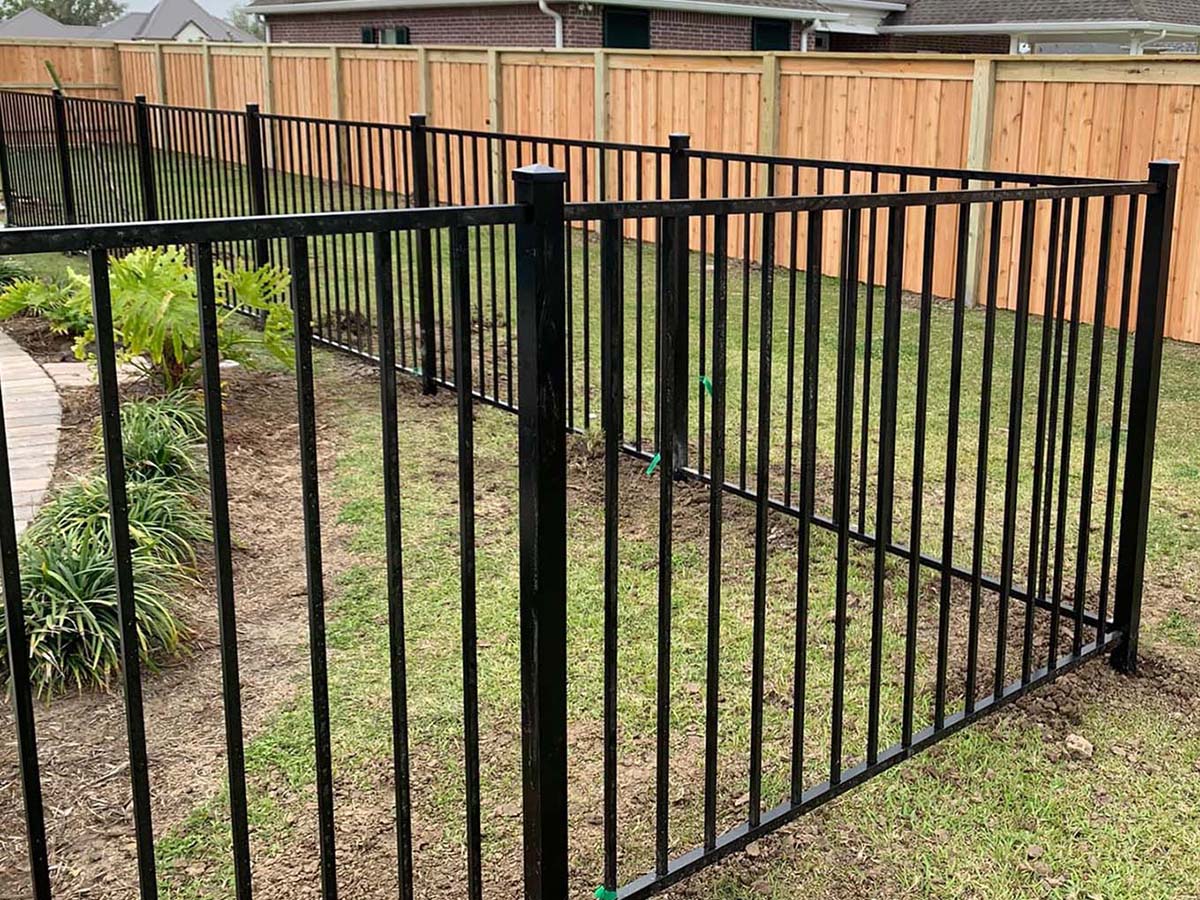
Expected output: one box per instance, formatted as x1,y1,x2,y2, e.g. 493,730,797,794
244,102,269,268
513,162,568,900
668,132,690,469
133,95,158,221
1112,159,1179,673
50,89,76,225
409,113,437,394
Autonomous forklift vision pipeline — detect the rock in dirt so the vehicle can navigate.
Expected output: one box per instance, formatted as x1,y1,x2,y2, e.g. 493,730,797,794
1065,734,1094,759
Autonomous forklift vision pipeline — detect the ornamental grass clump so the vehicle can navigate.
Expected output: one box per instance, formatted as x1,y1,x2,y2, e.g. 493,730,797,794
4,394,212,694
4,533,186,696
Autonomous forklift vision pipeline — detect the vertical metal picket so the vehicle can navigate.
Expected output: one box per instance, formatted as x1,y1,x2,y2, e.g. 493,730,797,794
513,164,569,900
50,90,76,225
409,113,437,394
1113,160,1180,672
244,104,269,267
667,133,690,468
89,248,158,899
0,349,50,900
133,95,158,221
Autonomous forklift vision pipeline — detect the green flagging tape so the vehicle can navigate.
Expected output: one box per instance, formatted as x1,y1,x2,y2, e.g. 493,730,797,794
594,888,618,900
645,452,661,476
699,374,714,397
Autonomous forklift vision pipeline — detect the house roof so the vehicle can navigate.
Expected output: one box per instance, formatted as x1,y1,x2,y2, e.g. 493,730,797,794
91,11,152,38
0,7,97,38
108,0,257,40
883,0,1200,32
245,0,843,22
0,0,255,41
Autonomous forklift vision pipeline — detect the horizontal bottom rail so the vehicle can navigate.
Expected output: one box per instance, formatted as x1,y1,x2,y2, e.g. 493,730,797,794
305,325,1109,638
612,448,1109,633
617,630,1122,900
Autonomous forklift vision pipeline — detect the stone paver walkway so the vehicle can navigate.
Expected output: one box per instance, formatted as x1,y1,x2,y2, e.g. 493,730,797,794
0,329,60,535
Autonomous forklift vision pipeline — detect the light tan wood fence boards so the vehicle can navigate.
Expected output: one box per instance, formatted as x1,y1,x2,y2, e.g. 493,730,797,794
3,39,1199,340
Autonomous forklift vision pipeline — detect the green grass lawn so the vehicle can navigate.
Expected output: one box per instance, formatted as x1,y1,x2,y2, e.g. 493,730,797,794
7,190,1200,898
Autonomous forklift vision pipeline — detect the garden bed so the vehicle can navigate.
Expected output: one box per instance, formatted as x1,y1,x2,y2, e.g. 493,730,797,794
0,351,367,896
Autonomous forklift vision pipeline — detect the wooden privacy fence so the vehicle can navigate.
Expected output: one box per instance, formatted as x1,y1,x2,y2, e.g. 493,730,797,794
2,37,1199,341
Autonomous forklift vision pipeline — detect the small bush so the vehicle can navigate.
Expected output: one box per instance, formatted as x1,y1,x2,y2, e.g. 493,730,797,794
81,247,294,390
0,272,91,336
4,533,186,696
103,392,206,486
0,256,32,288
0,247,294,390
26,475,209,567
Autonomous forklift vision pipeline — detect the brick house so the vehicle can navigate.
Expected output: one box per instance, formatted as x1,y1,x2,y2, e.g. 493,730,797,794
248,0,1200,54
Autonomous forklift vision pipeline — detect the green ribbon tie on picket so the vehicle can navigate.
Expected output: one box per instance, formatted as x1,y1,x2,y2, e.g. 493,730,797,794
594,887,618,900
699,374,713,397
645,452,661,476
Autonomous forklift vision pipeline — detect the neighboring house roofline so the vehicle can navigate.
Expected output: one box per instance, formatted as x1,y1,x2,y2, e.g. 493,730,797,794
248,0,847,20
824,0,904,11
880,19,1200,36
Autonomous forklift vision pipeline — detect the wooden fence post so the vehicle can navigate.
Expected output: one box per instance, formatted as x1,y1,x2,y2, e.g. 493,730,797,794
202,42,215,109
964,58,996,308
594,49,611,200
153,42,167,104
261,43,274,112
416,46,432,120
329,45,342,119
487,48,503,197
758,51,780,194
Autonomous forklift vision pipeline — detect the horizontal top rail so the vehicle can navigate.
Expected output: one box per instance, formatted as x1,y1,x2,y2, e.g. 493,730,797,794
563,179,1157,222
0,203,526,255
425,122,669,156
689,145,1123,187
262,108,412,131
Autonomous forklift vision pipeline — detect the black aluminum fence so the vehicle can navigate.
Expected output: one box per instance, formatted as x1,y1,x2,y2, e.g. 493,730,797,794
0,89,1111,431
0,88,1178,900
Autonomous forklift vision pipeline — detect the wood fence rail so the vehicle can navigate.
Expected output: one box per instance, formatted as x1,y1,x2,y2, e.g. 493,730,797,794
1,37,1198,341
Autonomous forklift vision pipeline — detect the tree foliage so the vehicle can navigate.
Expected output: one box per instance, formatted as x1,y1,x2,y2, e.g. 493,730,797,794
228,5,264,39
0,0,125,27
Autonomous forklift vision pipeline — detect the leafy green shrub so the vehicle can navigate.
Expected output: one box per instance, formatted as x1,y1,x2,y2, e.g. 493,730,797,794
0,247,295,390
83,247,295,389
0,271,91,335
3,533,186,696
0,256,33,288
25,475,209,567
104,392,206,486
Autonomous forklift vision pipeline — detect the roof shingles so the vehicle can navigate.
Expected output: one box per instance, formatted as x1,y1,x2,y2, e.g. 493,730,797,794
888,0,1200,28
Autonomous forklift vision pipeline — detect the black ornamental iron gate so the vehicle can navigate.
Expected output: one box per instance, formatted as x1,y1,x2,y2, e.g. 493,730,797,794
0,88,1180,900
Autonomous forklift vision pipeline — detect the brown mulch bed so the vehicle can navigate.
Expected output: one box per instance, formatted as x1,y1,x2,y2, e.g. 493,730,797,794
2,314,76,365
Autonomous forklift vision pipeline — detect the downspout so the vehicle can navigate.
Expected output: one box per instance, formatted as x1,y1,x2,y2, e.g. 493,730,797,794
538,0,564,48
1133,29,1169,54
799,21,816,51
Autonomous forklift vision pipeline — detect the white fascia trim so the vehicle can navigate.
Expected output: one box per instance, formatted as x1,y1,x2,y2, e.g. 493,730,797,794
249,0,846,19
822,0,905,12
881,20,1200,36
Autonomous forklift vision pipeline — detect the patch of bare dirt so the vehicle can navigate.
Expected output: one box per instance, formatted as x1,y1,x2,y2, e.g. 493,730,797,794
0,364,364,899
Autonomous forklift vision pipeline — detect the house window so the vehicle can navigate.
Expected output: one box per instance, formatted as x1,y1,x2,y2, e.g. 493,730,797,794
603,9,650,49
361,25,410,44
752,18,790,51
